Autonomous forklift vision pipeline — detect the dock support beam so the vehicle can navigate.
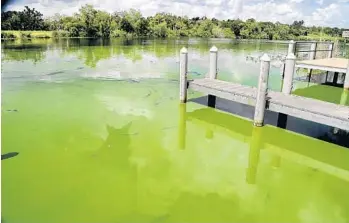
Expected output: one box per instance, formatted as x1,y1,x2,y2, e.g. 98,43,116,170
344,62,349,90
282,50,296,94
179,47,188,103
254,54,270,127
208,46,218,108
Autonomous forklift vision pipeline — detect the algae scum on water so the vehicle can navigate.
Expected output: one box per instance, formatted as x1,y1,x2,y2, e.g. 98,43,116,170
2,38,349,223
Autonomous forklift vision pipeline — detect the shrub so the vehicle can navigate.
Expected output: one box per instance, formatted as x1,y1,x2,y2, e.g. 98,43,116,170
1,32,16,39
52,30,69,38
111,29,127,38
19,31,31,39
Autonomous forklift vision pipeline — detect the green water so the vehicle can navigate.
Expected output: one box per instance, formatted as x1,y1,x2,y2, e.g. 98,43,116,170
2,38,349,223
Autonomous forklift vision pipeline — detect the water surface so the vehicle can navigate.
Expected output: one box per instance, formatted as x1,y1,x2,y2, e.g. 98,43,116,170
2,38,349,223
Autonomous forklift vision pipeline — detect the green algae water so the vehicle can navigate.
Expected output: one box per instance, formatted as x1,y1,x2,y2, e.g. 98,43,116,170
2,38,349,223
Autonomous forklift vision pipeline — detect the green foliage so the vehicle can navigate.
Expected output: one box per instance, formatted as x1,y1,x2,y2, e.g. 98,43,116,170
1,5,347,40
1,6,45,30
1,32,16,39
52,30,70,38
1,31,53,39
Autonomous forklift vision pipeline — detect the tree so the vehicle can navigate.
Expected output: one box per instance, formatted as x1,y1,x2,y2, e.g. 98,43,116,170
1,6,45,30
1,5,347,40
79,4,98,37
196,19,213,38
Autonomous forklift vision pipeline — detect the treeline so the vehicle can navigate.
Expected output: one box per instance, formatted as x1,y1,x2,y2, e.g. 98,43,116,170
1,5,347,40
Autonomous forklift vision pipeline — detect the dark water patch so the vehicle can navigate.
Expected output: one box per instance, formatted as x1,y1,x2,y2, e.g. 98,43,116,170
143,91,152,98
4,109,18,112
162,126,177,131
46,71,64,76
2,44,47,50
190,96,349,148
1,152,19,160
188,71,203,76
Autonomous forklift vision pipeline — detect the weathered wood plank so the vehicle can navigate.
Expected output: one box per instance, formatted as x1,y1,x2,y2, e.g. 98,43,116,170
189,78,349,130
296,58,348,73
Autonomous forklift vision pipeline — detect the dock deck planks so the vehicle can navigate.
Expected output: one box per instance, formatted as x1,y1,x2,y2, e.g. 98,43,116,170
189,78,349,130
296,58,349,73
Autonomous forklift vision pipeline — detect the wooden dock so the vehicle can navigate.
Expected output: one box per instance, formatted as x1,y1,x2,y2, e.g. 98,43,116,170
296,58,349,73
189,78,349,130
178,43,349,131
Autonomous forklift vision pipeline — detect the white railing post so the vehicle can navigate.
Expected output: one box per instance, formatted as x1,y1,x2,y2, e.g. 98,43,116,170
254,54,270,127
328,43,334,58
209,46,218,79
309,42,316,60
344,61,349,90
179,47,188,103
282,51,296,94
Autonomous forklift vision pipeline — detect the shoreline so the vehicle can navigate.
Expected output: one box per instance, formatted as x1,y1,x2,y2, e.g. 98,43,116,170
1,30,344,42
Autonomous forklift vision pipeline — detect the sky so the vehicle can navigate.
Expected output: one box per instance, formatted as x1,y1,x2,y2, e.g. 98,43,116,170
3,0,349,27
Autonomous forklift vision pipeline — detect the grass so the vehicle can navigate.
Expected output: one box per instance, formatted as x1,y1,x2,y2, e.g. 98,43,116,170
1,30,54,39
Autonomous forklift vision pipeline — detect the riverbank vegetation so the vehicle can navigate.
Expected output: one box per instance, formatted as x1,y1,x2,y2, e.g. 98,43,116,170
1,5,346,41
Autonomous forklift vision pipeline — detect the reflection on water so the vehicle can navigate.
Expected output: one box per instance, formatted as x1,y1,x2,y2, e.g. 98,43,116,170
246,126,262,184
2,38,349,222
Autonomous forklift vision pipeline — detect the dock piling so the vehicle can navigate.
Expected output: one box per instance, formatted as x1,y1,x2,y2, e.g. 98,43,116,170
209,46,218,79
253,54,271,127
179,47,188,103
208,46,218,107
282,51,296,94
288,40,295,55
309,42,316,60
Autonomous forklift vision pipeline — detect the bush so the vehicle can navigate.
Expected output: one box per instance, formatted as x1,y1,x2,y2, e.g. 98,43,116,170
29,31,52,38
19,31,31,39
111,29,127,38
1,32,16,39
52,30,69,38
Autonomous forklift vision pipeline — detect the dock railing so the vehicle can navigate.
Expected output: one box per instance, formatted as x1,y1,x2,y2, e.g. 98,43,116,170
291,40,335,60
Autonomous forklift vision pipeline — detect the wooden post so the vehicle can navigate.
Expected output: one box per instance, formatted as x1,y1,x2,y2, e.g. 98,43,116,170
253,54,270,127
288,40,295,55
282,51,296,94
279,48,295,129
208,46,218,107
328,42,334,58
179,47,188,103
209,46,218,79
344,61,349,90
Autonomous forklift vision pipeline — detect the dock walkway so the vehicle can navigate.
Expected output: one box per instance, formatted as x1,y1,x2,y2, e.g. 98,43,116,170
178,42,349,131
296,57,348,73
189,78,349,130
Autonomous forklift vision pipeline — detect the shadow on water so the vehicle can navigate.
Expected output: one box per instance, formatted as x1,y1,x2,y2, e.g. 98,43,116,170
189,95,349,148
1,152,19,160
